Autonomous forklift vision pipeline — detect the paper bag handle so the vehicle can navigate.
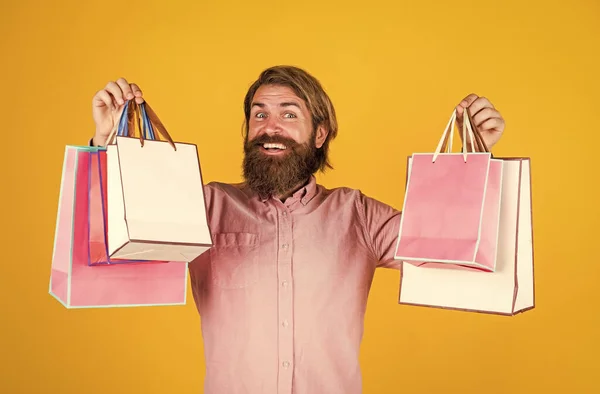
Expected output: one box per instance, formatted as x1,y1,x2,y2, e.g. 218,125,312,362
106,100,140,145
464,107,489,153
106,100,177,151
143,102,177,151
432,106,488,162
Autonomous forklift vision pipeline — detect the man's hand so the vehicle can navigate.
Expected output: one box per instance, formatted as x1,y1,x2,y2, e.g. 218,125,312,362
455,94,505,151
92,77,145,147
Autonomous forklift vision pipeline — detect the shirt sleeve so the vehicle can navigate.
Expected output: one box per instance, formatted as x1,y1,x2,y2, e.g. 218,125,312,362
187,182,216,315
356,192,403,270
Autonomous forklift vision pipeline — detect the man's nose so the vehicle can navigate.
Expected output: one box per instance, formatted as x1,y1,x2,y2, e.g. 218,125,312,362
263,116,282,135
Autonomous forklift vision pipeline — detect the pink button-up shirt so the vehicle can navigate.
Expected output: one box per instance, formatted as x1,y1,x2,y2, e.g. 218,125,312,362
189,175,402,394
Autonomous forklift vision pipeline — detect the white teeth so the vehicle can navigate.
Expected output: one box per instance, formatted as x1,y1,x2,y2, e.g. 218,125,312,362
263,143,287,150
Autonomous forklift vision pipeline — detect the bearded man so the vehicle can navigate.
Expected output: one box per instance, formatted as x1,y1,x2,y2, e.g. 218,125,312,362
90,65,506,394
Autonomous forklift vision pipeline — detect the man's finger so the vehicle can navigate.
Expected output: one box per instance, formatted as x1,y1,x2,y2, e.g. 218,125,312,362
471,107,499,128
460,93,479,107
468,96,494,118
93,89,117,110
478,117,505,133
116,77,134,101
130,83,145,104
457,93,479,112
455,93,479,123
105,81,125,105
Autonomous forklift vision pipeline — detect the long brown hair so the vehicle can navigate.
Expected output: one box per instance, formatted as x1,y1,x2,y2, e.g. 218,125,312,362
242,65,339,172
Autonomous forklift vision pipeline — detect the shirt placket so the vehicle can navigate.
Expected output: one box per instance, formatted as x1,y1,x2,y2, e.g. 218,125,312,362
277,206,294,394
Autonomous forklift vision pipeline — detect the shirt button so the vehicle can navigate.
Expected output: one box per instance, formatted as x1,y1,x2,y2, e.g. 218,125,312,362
282,361,290,368
281,281,288,288
281,243,288,250
282,211,287,217
282,320,289,327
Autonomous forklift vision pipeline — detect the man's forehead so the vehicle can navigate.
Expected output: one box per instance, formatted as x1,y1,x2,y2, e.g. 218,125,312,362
251,85,306,108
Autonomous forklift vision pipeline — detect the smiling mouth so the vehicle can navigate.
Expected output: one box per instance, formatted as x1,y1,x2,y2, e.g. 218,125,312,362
260,142,288,154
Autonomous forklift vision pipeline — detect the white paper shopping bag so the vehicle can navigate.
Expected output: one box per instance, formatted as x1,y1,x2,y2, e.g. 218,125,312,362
106,101,213,262
398,157,534,315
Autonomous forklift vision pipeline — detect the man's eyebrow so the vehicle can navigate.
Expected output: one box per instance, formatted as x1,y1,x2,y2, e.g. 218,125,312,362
280,102,301,108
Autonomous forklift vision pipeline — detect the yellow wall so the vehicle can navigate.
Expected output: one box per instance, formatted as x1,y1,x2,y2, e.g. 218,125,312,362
2,0,598,392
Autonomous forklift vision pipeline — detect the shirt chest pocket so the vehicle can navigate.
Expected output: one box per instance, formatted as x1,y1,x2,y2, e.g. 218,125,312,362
209,232,260,289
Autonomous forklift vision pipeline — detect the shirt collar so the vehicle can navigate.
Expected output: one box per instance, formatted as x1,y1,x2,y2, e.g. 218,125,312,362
252,175,318,206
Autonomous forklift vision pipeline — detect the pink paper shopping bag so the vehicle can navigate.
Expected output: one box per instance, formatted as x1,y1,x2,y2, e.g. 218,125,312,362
394,108,503,272
398,157,534,315
49,145,189,308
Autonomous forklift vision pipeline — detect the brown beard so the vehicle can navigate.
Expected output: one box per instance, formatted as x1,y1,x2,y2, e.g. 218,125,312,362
242,131,319,199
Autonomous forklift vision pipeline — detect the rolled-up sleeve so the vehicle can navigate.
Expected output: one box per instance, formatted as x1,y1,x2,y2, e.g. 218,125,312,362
356,192,403,270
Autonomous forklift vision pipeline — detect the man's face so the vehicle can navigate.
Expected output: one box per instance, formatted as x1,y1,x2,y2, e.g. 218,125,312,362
242,84,327,198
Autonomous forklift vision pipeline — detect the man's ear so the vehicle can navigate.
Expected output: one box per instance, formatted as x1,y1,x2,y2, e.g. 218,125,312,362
314,124,329,149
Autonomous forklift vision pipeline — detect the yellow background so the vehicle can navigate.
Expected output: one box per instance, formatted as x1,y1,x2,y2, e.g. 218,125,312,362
2,0,599,393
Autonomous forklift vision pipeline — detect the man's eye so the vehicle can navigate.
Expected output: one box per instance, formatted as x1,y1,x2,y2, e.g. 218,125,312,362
255,112,266,118
283,113,296,118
